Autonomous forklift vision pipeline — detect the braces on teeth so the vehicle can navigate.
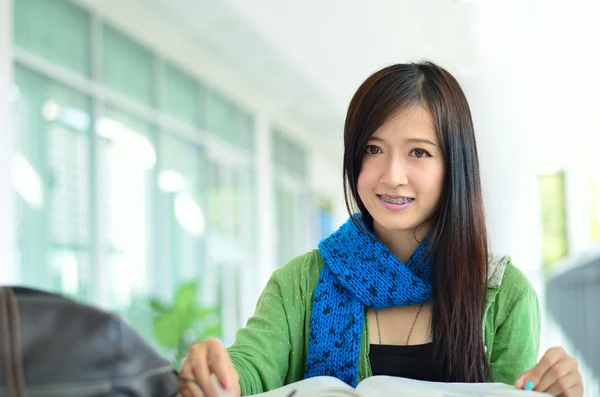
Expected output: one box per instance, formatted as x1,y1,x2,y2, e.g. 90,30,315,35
380,196,413,205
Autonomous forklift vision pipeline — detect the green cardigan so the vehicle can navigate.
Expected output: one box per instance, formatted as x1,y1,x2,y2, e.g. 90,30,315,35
228,250,540,395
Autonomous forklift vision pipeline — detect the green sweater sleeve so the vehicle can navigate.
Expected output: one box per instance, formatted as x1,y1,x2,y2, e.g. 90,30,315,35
227,252,312,395
489,265,541,385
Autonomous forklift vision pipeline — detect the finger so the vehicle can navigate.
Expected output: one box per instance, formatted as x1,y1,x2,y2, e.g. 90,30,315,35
179,361,205,397
515,370,531,390
179,355,205,397
535,358,577,392
189,345,216,397
206,339,233,390
225,360,241,396
558,384,584,397
545,370,582,396
517,347,566,390
180,386,202,397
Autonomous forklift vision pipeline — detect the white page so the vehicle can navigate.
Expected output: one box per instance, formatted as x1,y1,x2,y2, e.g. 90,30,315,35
357,376,552,397
249,376,357,397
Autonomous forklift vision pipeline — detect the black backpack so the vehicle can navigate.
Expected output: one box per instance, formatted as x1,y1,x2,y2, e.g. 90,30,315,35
0,287,183,397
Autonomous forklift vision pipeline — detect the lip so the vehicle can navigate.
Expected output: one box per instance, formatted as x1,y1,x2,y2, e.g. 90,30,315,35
377,195,414,211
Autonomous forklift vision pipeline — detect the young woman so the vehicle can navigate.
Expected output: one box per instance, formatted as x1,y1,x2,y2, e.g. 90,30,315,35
180,62,583,397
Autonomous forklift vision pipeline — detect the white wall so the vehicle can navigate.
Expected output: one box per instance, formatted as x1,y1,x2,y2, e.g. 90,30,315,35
0,0,18,285
463,0,547,351
467,6,600,381
463,1,544,276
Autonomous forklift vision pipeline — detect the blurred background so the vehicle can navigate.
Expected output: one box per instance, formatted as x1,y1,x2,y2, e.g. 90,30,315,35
0,0,599,394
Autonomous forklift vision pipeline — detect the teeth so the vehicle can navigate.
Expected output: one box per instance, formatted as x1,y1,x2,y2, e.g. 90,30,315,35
380,196,413,205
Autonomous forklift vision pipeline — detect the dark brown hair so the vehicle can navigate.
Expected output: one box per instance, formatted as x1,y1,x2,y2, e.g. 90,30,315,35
343,61,491,382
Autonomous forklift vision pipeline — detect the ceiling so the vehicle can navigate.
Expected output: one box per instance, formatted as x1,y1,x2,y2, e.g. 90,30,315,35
144,0,477,139
142,0,600,175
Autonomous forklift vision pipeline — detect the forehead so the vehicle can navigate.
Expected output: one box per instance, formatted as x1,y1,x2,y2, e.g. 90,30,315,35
372,105,437,141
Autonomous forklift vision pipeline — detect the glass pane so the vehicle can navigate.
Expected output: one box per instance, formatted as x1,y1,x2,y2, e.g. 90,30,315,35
102,24,154,106
13,64,92,301
272,128,283,168
14,0,91,77
162,63,199,127
207,91,234,144
198,82,208,131
206,160,253,343
295,145,307,181
275,184,291,266
237,111,254,152
272,129,306,179
158,132,206,281
96,105,156,311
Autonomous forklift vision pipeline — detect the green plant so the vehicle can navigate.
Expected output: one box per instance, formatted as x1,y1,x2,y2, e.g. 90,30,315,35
150,281,222,367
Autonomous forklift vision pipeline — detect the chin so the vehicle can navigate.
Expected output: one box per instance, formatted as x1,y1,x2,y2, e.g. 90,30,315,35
371,216,420,234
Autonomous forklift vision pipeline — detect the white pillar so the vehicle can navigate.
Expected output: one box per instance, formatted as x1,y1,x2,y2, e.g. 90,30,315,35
466,0,545,350
467,1,544,278
255,114,276,295
0,0,18,285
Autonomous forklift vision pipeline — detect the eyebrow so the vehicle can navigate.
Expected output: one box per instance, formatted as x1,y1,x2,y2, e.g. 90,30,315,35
369,136,437,147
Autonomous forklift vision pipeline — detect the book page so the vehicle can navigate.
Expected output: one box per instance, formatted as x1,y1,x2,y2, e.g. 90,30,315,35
249,376,358,397
356,376,552,397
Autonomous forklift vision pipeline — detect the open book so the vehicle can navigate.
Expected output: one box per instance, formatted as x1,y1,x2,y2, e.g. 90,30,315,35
248,376,552,397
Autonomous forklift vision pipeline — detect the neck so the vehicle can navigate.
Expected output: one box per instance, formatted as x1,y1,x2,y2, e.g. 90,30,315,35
372,221,430,263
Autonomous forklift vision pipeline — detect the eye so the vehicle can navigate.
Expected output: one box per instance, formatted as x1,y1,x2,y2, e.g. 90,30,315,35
411,148,431,158
365,145,382,155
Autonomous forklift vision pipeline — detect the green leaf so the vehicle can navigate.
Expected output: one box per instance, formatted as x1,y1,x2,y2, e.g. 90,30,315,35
149,279,223,362
193,307,215,319
153,310,185,348
149,298,168,314
197,323,222,340
173,281,198,310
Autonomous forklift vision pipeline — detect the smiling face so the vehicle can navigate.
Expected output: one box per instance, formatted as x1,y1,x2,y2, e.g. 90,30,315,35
357,105,445,241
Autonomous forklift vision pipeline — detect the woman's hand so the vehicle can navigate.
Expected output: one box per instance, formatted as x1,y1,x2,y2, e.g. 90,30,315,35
515,347,583,396
179,338,241,397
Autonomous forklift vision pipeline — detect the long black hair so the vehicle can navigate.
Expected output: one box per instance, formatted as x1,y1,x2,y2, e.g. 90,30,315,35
343,61,491,382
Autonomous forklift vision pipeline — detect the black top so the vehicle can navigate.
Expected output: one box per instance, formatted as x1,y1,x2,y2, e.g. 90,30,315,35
369,343,447,382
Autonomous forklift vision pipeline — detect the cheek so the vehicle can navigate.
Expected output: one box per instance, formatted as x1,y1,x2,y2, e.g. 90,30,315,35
357,162,379,191
418,169,445,199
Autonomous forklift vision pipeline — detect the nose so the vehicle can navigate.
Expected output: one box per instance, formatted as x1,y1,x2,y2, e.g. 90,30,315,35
380,156,408,187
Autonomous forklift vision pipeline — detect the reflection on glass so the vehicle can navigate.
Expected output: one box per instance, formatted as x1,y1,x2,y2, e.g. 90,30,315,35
98,109,155,309
158,170,186,193
97,117,156,170
11,153,44,209
14,64,92,300
175,193,205,237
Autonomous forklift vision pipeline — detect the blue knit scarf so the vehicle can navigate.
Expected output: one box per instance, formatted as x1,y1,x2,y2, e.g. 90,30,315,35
304,214,434,386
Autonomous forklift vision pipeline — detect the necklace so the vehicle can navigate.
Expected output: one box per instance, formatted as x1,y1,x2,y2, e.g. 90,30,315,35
375,303,424,345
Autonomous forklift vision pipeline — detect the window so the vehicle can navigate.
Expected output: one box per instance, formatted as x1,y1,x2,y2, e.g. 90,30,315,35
272,128,307,180
162,62,207,129
539,171,569,270
14,0,91,77
158,132,207,285
97,106,157,309
11,0,311,360
14,65,93,301
207,91,235,144
102,24,155,106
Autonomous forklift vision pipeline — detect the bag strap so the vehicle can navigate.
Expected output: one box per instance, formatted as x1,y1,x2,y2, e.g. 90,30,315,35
7,289,26,397
0,288,27,397
0,288,17,396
